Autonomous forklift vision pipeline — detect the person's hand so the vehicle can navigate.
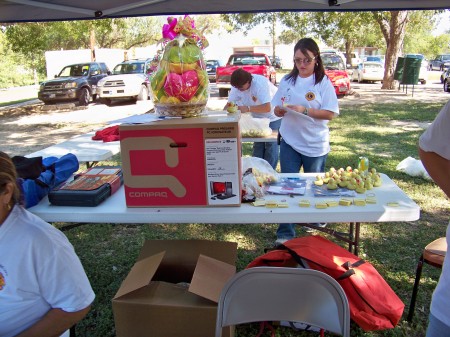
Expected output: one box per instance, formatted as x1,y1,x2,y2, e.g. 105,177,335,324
286,104,307,114
238,105,250,113
274,105,287,117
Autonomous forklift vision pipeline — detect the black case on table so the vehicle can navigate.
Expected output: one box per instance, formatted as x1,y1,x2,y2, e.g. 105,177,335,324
48,166,123,207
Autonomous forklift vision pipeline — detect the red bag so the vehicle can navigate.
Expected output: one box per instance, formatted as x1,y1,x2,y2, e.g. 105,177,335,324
247,235,404,331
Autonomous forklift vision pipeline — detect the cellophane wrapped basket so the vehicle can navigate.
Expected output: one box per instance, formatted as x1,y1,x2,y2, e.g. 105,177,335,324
150,16,209,118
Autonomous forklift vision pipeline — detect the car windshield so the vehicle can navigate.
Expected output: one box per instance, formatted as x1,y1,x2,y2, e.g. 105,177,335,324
112,62,145,75
443,55,450,61
322,55,345,70
59,64,90,77
206,60,217,66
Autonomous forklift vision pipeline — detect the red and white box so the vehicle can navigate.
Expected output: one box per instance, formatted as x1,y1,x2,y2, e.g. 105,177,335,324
119,113,241,207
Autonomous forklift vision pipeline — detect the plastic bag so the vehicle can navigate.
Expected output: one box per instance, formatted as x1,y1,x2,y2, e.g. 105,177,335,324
242,157,280,198
396,156,432,180
239,114,272,138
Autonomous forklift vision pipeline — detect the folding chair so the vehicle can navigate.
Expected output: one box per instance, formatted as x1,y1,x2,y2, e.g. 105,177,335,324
215,267,350,337
407,237,447,322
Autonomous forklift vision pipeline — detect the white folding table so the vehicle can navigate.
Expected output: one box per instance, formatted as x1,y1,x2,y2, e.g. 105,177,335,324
29,173,420,255
26,132,121,168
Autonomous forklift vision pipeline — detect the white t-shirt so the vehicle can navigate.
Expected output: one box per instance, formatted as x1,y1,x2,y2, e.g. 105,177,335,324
419,99,450,326
272,74,339,157
228,74,280,122
0,205,95,337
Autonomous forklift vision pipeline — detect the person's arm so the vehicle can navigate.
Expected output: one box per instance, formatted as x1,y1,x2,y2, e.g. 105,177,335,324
238,102,271,114
15,306,91,337
419,147,450,199
284,104,335,120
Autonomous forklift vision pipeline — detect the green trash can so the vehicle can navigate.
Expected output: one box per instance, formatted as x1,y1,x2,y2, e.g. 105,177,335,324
402,58,421,85
394,57,404,81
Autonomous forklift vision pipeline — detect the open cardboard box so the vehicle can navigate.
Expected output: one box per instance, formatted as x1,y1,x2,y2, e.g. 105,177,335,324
112,239,238,337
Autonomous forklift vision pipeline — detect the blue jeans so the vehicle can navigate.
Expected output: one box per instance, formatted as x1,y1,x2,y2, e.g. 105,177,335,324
276,139,328,240
426,313,450,337
252,119,281,169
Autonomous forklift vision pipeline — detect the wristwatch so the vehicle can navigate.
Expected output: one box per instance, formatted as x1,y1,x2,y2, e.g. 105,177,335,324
303,107,309,116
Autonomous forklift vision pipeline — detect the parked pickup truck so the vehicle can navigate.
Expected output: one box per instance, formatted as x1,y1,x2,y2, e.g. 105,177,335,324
38,62,110,106
215,53,277,97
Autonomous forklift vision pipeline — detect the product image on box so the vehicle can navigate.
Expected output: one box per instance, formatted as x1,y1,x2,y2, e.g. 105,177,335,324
210,181,236,200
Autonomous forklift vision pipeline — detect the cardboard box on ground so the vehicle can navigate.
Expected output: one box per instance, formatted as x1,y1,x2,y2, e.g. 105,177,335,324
119,112,241,207
112,240,238,337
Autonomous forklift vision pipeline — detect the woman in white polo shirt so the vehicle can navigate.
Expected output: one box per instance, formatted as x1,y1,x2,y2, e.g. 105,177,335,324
0,151,95,337
272,38,339,244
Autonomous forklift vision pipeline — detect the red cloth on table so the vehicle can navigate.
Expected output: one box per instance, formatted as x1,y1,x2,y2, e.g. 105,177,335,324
92,125,120,142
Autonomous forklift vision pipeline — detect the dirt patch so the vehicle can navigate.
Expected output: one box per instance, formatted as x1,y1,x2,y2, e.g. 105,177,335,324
0,100,154,157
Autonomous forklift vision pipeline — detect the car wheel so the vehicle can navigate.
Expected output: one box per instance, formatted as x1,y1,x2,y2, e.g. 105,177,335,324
219,88,229,97
444,80,450,93
420,80,426,85
78,88,90,106
137,85,149,101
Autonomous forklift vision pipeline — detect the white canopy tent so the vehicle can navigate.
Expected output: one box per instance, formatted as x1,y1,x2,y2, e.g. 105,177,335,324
0,0,449,23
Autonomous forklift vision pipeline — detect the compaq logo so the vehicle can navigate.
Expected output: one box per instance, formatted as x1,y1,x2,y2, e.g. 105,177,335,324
129,191,168,198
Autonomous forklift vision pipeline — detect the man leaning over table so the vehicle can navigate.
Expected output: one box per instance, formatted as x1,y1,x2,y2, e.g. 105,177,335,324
418,99,450,337
224,68,281,169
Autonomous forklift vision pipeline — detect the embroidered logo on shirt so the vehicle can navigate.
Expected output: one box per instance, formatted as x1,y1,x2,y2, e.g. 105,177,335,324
252,95,257,102
305,91,316,101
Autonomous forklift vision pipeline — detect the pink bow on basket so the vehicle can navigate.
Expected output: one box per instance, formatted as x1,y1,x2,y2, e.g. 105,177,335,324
161,15,209,49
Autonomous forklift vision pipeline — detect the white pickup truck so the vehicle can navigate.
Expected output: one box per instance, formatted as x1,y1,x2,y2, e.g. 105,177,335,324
96,58,152,105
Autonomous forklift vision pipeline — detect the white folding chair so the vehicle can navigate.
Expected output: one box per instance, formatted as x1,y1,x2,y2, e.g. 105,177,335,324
215,267,350,337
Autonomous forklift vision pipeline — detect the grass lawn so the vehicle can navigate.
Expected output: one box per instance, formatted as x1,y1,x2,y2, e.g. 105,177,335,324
61,100,448,336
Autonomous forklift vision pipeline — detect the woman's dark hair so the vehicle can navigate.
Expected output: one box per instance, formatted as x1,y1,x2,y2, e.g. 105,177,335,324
230,68,253,88
0,151,21,208
286,38,326,86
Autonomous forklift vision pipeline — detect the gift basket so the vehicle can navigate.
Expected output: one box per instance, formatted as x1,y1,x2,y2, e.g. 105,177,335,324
150,15,209,118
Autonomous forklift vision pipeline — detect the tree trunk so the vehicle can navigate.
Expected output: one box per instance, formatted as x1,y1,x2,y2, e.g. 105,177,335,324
90,28,96,61
375,11,409,90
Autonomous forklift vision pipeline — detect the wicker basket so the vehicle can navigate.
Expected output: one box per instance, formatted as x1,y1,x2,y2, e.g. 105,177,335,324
155,102,207,118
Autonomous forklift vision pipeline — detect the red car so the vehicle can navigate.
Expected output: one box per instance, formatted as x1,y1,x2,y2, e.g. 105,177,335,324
321,53,351,97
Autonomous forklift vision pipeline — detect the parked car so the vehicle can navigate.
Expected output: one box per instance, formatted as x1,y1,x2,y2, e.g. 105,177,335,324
38,62,110,105
443,68,450,92
428,54,450,71
96,58,152,105
351,61,385,83
269,56,283,69
216,53,276,97
321,53,351,97
205,59,224,82
404,54,428,84
441,68,450,84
